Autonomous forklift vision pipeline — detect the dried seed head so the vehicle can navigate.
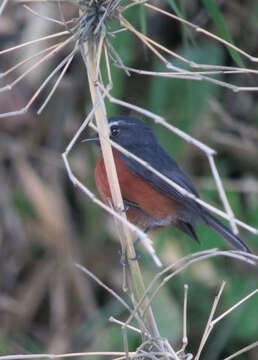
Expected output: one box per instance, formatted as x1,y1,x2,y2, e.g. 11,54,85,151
74,0,121,42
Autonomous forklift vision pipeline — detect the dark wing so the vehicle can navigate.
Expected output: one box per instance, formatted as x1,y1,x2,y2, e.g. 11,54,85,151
119,143,203,220
119,146,251,252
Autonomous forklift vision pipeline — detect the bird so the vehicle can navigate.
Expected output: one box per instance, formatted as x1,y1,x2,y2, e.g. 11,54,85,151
84,115,250,253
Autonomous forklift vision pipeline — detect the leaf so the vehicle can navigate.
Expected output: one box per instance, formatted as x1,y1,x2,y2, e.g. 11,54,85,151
167,0,193,42
148,43,224,156
201,0,245,67
167,0,183,18
104,7,138,114
139,5,147,36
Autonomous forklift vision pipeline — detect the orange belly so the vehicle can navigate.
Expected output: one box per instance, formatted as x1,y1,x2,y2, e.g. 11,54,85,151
95,150,181,229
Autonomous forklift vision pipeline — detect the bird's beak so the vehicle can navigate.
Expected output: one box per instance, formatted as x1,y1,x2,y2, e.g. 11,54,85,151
81,136,99,144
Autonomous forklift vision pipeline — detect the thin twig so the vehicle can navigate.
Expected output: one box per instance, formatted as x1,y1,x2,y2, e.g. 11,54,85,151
207,154,238,234
23,4,72,25
80,35,163,341
124,250,256,331
75,263,148,336
37,52,75,114
113,64,258,92
212,288,258,326
0,0,8,16
0,30,69,55
142,2,258,62
0,352,137,360
181,284,189,353
194,281,226,360
109,317,142,334
223,341,258,360
0,43,60,79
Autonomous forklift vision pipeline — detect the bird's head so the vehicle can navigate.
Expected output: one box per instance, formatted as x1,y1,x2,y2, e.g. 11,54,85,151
83,115,157,151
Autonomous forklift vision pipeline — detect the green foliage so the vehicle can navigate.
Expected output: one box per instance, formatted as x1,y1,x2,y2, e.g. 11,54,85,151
146,272,182,341
167,0,182,18
139,5,147,36
73,297,128,351
12,191,36,219
0,334,15,355
201,0,244,67
168,0,193,42
228,281,258,340
104,5,141,115
149,43,223,156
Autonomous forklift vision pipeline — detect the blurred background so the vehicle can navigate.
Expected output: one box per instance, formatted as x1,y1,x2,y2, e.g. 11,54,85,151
0,0,258,359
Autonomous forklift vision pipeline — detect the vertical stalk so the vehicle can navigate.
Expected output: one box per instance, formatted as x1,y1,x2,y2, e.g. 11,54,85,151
83,38,160,339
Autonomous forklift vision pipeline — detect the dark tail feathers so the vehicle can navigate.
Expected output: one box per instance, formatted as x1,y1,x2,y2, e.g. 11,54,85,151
202,212,250,253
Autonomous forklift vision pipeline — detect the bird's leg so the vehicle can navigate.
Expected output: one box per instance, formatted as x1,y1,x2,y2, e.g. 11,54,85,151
119,201,153,263
122,203,129,212
134,226,151,248
129,226,151,262
119,250,127,267
122,199,137,212
118,200,133,266
119,200,146,264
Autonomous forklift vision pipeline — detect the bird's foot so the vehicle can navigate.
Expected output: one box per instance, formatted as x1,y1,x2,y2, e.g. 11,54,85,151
118,241,141,266
119,250,127,266
130,238,142,261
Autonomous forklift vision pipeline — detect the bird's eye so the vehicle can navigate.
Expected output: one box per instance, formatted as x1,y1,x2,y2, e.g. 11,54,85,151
111,126,120,137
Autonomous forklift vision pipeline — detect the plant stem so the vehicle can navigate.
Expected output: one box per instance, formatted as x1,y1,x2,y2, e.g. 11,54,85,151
83,38,160,339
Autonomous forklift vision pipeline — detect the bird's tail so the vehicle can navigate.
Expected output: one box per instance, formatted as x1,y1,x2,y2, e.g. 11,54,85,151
202,211,250,253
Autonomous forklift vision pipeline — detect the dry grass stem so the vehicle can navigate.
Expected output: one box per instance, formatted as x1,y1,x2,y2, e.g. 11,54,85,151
1,0,258,121
22,4,73,25
117,65,258,77
181,284,189,353
222,341,258,360
109,317,142,335
75,263,151,341
194,281,226,360
212,288,258,326
142,2,258,63
0,0,8,15
113,65,258,92
37,52,74,114
75,263,133,313
0,352,137,360
207,154,238,234
123,250,257,335
56,17,163,340
0,30,69,55
0,43,60,79
0,249,257,360
145,251,256,311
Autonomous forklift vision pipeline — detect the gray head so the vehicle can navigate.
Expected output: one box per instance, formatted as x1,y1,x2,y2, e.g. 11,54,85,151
108,115,157,149
83,115,158,151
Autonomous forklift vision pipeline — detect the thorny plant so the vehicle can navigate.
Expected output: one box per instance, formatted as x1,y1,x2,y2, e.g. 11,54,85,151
1,0,258,359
